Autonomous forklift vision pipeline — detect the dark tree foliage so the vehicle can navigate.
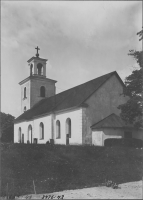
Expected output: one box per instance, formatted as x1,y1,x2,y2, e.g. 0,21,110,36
137,27,143,41
0,112,15,142
118,29,143,128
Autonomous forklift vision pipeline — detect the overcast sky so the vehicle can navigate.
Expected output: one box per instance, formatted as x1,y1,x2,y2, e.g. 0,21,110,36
1,1,142,117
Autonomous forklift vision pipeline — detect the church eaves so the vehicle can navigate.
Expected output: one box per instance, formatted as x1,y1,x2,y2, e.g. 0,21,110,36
14,71,124,123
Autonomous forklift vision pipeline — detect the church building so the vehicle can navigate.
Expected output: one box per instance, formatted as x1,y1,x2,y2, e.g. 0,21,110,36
14,48,143,146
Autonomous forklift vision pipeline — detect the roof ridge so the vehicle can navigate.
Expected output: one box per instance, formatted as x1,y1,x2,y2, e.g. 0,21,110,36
54,71,117,97
33,71,116,110
15,71,120,123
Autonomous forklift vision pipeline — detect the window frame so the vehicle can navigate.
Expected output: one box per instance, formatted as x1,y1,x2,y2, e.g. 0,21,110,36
39,122,44,140
56,120,61,139
27,125,32,144
24,87,27,99
18,127,22,143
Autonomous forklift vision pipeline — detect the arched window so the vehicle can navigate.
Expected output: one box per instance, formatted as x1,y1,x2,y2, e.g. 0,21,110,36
24,106,26,112
56,120,61,139
66,118,71,138
30,64,33,76
40,86,45,97
40,122,44,139
24,87,26,98
18,127,22,143
37,63,43,75
28,125,32,144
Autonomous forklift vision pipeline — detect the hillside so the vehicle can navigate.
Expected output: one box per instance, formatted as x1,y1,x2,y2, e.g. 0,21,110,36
1,143,143,196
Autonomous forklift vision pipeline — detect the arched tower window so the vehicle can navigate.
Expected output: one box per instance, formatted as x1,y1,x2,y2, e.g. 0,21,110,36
30,64,33,76
56,120,61,139
37,63,43,75
40,86,45,97
24,106,26,112
28,125,32,144
24,87,26,98
18,127,22,143
40,122,44,139
66,118,71,138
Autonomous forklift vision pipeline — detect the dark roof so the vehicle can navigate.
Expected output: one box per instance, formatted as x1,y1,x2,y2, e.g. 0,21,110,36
15,71,124,123
91,113,134,129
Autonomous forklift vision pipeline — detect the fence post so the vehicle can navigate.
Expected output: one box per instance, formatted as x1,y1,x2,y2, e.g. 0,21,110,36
12,178,15,196
6,183,8,199
33,180,36,194
0,178,1,197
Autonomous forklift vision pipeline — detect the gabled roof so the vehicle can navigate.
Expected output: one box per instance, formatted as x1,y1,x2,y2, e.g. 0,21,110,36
91,113,134,129
15,71,124,123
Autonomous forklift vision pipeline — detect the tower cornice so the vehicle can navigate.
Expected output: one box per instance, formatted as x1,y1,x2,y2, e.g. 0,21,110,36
27,56,48,63
19,76,57,85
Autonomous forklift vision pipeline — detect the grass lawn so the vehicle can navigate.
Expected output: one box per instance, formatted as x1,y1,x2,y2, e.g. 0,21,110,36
1,143,143,196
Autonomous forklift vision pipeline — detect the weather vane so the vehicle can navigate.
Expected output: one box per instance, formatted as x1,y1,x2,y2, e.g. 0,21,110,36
35,46,40,57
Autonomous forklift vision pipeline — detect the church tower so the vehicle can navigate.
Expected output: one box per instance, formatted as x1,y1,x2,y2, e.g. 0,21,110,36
19,47,57,114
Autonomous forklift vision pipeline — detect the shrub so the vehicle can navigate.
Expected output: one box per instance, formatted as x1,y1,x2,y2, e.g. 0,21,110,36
0,112,15,143
104,138,143,148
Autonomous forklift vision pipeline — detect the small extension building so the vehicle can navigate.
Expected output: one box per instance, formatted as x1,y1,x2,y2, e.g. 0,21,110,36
14,49,143,146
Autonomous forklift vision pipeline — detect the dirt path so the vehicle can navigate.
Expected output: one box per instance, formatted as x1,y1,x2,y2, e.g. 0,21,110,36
18,180,142,199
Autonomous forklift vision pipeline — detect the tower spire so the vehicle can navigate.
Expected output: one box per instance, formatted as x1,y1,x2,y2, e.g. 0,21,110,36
35,46,40,57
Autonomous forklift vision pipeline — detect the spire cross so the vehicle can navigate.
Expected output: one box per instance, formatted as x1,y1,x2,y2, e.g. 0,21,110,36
35,46,40,57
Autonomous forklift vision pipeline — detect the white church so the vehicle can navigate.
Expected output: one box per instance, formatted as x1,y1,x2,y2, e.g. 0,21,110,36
14,47,143,146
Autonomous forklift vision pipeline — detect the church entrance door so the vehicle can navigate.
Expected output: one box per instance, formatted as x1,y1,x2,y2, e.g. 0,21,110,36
22,134,24,143
66,134,69,145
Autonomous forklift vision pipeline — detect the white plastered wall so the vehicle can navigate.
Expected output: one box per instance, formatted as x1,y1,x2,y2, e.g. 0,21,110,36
14,121,33,143
91,128,123,146
33,115,52,144
14,115,52,144
91,128,143,146
54,108,82,145
14,107,83,145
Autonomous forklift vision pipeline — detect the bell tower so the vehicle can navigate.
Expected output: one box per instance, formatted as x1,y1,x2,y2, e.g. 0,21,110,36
19,47,57,114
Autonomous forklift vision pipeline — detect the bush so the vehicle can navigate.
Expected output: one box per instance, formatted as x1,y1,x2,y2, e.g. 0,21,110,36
104,138,143,148
0,112,15,143
46,141,50,145
46,139,54,145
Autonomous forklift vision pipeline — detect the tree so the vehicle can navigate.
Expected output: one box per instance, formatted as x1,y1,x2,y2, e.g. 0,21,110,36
0,112,15,142
118,28,143,128
137,28,143,41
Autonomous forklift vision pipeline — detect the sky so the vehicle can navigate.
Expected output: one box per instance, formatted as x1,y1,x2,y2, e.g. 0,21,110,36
1,1,142,118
